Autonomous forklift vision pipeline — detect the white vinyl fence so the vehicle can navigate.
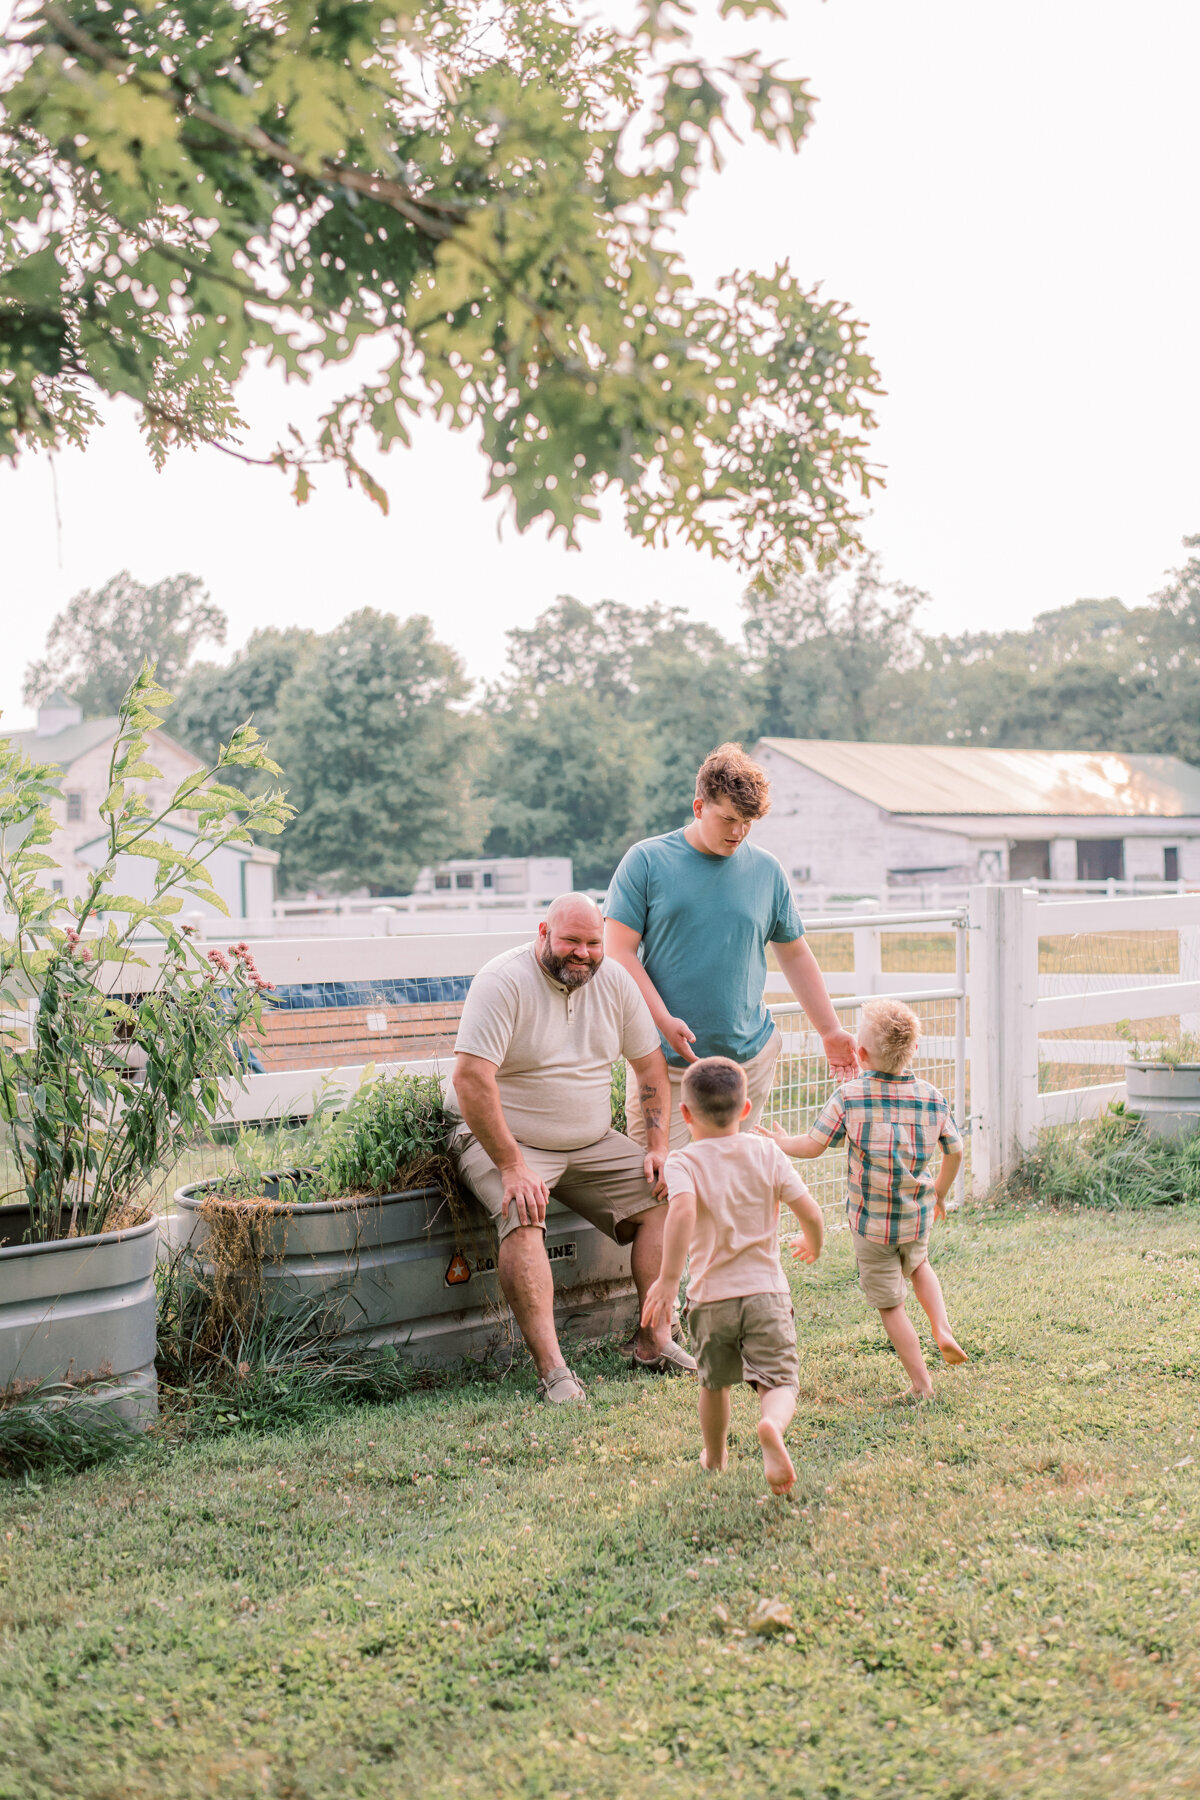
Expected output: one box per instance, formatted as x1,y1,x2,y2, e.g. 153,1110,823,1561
968,887,1200,1188
18,887,1194,1207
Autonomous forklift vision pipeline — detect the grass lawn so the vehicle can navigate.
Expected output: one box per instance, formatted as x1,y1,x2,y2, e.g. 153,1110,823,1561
3,1203,1199,1800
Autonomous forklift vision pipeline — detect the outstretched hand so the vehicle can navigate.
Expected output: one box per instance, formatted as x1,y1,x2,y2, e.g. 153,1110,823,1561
662,1015,698,1063
789,1234,820,1264
641,1275,675,1334
822,1027,859,1082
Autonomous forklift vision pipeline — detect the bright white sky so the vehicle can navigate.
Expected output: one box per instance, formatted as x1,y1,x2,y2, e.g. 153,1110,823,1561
2,0,1197,732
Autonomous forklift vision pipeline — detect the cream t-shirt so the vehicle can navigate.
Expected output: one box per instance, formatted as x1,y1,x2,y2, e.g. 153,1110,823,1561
664,1133,810,1306
446,942,660,1151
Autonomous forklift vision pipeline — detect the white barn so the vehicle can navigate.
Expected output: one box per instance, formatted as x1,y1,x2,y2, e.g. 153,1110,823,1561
750,739,1200,891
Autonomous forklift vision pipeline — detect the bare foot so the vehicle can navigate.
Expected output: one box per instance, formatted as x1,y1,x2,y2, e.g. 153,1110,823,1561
936,1335,968,1366
756,1420,796,1495
699,1447,728,1474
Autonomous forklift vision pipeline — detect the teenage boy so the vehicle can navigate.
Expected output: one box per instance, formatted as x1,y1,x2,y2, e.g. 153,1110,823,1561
605,742,858,1152
642,1057,824,1495
763,998,967,1401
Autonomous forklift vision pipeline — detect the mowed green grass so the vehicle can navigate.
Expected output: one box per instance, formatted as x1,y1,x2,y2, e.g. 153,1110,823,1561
3,1206,1199,1800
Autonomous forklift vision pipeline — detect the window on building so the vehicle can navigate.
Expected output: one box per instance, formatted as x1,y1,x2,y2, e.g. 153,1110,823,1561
1164,846,1180,882
434,873,452,890
51,879,64,895
482,872,494,888
66,791,83,822
455,871,474,889
791,865,812,883
1076,839,1125,881
1009,840,1051,882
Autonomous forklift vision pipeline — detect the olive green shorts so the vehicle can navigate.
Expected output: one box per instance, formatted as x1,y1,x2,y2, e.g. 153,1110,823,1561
852,1230,931,1310
686,1292,800,1392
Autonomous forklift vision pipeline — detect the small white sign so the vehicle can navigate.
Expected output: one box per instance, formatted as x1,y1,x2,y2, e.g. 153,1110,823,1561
365,1011,389,1033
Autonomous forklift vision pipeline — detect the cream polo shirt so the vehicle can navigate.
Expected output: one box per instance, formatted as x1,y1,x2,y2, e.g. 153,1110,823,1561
664,1134,810,1306
446,942,660,1152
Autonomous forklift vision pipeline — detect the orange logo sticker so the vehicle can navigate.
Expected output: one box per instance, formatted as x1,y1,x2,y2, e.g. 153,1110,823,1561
445,1252,471,1286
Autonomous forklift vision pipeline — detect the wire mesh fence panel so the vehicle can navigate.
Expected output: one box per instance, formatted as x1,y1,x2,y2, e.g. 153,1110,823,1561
763,994,966,1221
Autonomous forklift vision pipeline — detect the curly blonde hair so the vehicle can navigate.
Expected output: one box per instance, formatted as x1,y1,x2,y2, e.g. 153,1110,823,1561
859,998,920,1074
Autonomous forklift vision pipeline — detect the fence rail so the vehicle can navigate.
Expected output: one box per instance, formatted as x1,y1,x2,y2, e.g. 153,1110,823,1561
7,887,1196,1207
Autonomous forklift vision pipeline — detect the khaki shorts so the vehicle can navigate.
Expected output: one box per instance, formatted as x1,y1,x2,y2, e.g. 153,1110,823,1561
451,1125,660,1246
853,1231,931,1310
686,1291,800,1392
625,1029,782,1153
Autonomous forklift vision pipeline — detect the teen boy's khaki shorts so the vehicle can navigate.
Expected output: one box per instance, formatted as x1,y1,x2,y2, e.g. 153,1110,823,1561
686,1292,800,1392
451,1125,659,1246
853,1231,931,1310
624,1028,782,1153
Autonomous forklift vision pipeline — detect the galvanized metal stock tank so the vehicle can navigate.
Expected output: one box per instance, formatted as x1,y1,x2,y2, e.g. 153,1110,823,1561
171,1175,638,1368
1124,1062,1200,1140
0,1205,159,1427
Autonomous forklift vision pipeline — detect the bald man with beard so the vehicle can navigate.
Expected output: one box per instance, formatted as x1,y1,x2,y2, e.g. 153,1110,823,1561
446,894,697,1402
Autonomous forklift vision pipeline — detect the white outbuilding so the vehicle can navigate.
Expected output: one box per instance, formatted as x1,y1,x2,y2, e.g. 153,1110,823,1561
750,739,1200,891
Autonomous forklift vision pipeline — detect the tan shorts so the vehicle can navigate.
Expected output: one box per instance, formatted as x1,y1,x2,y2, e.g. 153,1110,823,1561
686,1291,800,1392
625,1028,782,1153
853,1231,931,1310
451,1126,660,1246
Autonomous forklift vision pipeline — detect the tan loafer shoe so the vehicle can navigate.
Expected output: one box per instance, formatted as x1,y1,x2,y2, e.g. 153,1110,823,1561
632,1338,697,1376
537,1364,587,1404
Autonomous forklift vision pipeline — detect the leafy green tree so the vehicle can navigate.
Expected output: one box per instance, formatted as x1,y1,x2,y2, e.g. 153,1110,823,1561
1115,539,1200,762
743,555,926,740
1,0,881,573
487,594,756,862
172,627,317,787
483,688,652,890
270,610,482,892
22,570,226,716
896,598,1148,748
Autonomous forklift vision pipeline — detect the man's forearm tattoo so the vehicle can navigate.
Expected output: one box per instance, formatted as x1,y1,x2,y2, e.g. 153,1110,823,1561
639,1082,663,1136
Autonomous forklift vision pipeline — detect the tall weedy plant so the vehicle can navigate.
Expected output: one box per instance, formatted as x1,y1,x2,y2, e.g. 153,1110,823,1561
0,666,292,1242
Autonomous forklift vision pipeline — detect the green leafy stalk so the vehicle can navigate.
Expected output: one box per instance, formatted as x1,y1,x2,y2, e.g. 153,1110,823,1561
0,664,294,1243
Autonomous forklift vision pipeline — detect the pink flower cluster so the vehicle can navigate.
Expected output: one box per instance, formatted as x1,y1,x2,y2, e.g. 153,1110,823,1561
204,943,274,991
63,927,93,964
231,942,275,993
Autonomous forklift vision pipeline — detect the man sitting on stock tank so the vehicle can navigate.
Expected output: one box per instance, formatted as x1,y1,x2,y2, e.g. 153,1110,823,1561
446,892,696,1403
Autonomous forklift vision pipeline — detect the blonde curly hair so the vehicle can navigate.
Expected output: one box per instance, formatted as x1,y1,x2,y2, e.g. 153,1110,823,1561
859,998,920,1074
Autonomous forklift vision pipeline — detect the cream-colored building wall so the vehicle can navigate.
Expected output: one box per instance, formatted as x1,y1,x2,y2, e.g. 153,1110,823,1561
47,732,205,900
752,747,888,888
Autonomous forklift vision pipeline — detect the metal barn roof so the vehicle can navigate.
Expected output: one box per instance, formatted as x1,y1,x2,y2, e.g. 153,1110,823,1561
759,740,1200,818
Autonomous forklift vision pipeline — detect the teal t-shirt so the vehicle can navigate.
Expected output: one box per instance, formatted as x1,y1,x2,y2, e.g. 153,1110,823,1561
604,829,803,1067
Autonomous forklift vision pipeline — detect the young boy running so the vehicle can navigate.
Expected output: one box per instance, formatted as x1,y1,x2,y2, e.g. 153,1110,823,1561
763,999,966,1402
642,1057,824,1495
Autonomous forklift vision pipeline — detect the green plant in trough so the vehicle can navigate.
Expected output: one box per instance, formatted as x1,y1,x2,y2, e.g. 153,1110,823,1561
0,665,292,1243
318,1070,455,1199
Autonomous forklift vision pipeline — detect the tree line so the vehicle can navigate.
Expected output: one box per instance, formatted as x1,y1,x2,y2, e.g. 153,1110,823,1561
21,537,1200,891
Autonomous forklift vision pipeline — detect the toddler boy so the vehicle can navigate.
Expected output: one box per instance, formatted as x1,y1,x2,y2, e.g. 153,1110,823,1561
642,1057,824,1495
763,999,966,1401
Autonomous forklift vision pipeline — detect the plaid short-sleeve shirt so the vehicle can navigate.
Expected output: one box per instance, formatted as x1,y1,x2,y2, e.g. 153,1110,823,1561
809,1071,963,1246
